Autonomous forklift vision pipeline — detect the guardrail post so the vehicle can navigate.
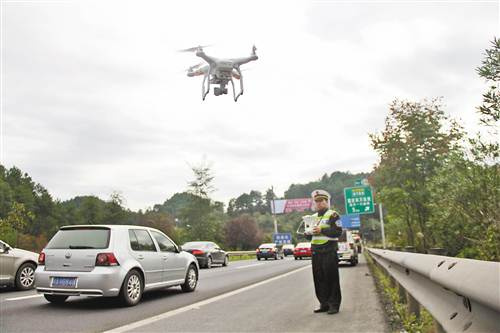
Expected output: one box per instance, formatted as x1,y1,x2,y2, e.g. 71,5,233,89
433,320,446,333
428,248,446,255
389,275,397,288
407,292,420,319
404,246,416,253
398,283,406,304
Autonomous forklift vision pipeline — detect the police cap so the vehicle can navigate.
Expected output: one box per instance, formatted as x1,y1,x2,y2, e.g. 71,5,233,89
311,189,330,201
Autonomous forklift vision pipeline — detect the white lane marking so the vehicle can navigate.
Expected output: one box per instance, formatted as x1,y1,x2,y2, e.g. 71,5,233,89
103,264,311,333
235,263,264,269
6,294,43,301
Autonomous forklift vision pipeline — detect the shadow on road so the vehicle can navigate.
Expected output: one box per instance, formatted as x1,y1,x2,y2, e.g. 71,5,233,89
38,287,185,310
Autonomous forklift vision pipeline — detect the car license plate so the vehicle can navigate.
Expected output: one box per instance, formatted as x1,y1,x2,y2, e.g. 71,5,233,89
261,250,268,253
52,277,77,288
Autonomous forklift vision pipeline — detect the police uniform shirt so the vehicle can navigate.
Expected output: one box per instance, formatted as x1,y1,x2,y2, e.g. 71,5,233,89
305,208,343,251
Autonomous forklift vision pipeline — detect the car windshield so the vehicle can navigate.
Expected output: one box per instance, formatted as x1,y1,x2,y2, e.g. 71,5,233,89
296,243,310,248
259,243,275,248
182,242,210,249
45,228,110,249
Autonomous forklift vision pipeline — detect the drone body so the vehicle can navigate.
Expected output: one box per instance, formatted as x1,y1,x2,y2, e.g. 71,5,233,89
182,45,258,101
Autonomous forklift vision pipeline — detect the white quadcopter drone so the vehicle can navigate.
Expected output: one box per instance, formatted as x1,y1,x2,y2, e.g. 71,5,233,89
180,45,258,102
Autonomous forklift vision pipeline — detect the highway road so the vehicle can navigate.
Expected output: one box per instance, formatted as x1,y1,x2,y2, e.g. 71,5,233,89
0,256,389,332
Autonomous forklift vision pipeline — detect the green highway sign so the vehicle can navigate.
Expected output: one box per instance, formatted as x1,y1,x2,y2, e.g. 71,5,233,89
354,179,369,186
344,186,374,214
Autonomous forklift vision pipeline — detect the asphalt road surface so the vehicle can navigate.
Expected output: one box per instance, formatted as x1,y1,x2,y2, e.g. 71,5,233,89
0,256,389,333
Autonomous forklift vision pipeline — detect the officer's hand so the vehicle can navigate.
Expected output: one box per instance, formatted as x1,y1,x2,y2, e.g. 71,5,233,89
312,226,321,235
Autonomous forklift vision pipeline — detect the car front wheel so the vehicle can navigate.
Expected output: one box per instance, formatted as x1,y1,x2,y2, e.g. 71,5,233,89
223,256,229,266
119,270,143,306
15,262,36,290
181,265,198,292
206,256,212,269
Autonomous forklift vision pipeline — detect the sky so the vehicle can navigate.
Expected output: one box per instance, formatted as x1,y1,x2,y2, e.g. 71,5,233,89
1,0,498,210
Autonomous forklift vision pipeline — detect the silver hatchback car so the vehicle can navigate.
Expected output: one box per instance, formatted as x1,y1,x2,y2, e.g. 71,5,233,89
35,225,199,306
0,240,38,290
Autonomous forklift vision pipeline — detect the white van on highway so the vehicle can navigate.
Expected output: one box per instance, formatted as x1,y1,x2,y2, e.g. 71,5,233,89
337,230,358,266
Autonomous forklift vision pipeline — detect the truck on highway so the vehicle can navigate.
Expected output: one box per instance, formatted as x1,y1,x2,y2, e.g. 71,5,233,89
337,230,359,266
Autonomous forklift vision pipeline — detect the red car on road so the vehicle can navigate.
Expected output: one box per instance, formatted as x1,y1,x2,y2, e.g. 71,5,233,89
294,242,312,260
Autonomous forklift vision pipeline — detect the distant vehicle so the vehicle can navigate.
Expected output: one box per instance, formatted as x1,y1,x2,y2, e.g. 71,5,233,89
35,225,199,306
294,242,312,260
181,241,229,269
256,243,284,260
352,232,362,253
282,244,295,256
337,230,358,266
0,240,38,290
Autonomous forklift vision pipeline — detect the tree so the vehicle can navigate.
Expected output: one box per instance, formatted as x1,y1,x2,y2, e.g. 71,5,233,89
476,37,500,126
424,38,499,260
137,210,177,243
370,99,464,250
153,192,198,217
227,190,266,215
0,202,35,246
187,160,215,198
180,161,223,244
224,214,262,250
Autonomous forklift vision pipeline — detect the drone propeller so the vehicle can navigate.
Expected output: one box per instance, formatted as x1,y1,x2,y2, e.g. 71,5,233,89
178,45,211,53
185,62,204,72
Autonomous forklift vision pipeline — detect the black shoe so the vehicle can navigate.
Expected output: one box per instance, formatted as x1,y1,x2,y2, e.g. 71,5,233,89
313,306,329,313
327,306,339,315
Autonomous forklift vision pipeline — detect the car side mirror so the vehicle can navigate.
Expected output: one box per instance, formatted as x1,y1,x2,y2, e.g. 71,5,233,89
177,246,182,253
0,246,9,254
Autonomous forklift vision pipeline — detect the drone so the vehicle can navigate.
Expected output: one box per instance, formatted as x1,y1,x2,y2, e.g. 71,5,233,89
180,45,258,102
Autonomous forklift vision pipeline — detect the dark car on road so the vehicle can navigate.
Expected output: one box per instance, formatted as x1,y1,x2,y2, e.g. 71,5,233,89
256,243,284,260
283,244,295,256
181,241,229,268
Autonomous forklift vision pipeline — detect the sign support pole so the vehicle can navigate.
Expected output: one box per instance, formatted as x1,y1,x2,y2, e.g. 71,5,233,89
271,186,278,234
379,203,386,249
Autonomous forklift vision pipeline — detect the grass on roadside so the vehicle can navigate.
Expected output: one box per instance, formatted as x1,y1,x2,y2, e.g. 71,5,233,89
364,252,434,333
228,254,256,262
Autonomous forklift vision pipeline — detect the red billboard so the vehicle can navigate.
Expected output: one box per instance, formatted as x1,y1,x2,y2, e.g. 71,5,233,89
271,198,313,214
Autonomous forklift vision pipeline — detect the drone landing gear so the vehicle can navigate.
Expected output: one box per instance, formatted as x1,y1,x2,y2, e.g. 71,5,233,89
230,69,244,102
201,74,210,101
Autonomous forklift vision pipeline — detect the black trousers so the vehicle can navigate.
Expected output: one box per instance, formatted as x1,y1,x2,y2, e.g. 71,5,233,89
312,248,341,309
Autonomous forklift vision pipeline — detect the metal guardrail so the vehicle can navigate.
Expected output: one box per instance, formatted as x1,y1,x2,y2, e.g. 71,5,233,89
367,248,500,333
227,251,256,258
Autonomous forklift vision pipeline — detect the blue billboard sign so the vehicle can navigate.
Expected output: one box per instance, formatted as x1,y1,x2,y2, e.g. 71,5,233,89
272,233,292,245
340,214,361,229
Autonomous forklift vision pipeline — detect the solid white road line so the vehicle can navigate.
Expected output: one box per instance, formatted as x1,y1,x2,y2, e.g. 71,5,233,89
103,264,311,333
235,263,264,269
6,294,43,301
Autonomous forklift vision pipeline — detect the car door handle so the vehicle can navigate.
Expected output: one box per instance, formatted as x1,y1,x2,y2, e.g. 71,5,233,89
137,255,144,260
162,256,168,260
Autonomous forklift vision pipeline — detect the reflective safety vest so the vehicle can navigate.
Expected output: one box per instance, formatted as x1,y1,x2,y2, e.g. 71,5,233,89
311,209,339,245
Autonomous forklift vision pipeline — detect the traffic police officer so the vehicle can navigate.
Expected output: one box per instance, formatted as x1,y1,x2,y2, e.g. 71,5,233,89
305,189,343,314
